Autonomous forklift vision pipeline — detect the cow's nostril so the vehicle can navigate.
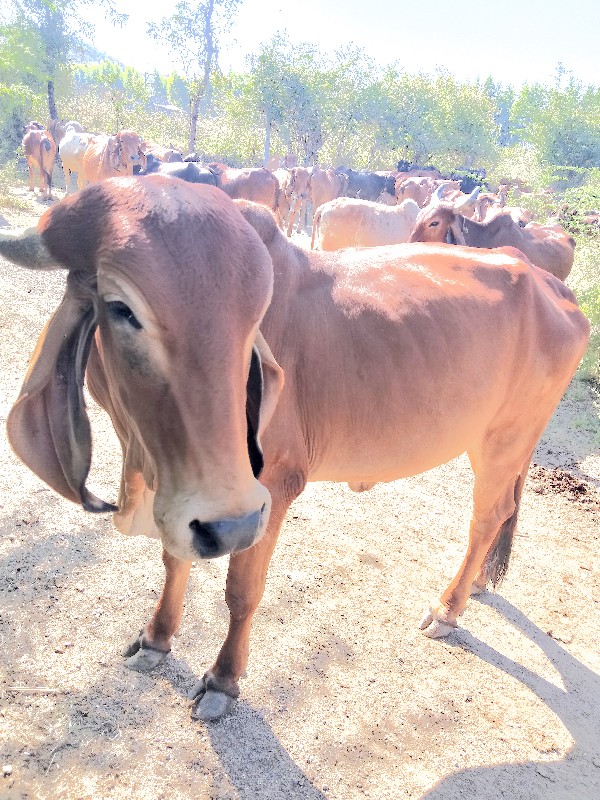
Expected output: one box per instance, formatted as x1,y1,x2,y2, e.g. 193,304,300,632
261,503,266,514
189,519,220,556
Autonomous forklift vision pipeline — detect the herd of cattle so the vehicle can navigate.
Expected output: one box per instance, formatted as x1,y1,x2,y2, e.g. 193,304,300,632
21,120,576,282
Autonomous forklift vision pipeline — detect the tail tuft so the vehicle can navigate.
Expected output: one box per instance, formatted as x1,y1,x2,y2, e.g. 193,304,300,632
482,460,531,589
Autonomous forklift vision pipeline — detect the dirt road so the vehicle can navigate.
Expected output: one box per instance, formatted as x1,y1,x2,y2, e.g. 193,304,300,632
1,189,599,799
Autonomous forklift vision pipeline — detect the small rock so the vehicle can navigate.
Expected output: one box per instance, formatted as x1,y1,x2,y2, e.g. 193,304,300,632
54,647,65,654
63,641,74,648
2,765,12,777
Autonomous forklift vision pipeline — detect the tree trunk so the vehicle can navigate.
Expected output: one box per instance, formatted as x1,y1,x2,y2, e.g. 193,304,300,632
263,112,271,165
188,91,201,154
199,0,215,115
47,80,58,121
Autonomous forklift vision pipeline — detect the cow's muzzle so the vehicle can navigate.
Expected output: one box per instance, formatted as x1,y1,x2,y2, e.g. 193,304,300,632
189,504,269,559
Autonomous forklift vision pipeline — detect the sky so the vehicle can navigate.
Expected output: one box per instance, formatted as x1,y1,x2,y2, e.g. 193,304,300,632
79,0,599,89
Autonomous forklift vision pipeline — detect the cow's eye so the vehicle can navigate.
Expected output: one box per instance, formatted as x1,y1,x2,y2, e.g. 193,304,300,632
429,220,439,227
106,300,142,330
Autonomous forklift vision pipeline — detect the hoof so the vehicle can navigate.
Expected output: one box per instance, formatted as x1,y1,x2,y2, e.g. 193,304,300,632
188,674,237,721
193,690,235,721
419,609,457,639
122,630,170,671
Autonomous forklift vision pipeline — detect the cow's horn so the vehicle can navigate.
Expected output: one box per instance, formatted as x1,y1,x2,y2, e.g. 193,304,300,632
454,186,480,212
0,227,59,269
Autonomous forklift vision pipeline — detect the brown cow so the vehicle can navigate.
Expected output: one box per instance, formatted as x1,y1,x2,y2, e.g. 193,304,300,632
311,197,419,249
395,176,436,207
83,131,146,183
22,127,56,199
308,165,347,214
210,165,280,215
0,180,589,722
283,166,311,236
410,197,576,281
142,142,184,163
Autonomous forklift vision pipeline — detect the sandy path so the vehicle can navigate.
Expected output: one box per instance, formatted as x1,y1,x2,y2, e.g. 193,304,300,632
0,191,599,800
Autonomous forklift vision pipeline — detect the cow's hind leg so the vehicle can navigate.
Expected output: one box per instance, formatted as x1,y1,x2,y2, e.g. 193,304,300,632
189,464,306,721
123,548,192,671
420,445,534,638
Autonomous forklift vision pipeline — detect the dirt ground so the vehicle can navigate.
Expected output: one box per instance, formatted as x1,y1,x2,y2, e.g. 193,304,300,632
0,187,599,800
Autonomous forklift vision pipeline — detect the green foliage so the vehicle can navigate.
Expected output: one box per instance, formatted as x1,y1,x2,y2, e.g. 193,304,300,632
250,35,322,164
0,22,49,156
512,82,600,169
59,87,188,151
73,60,150,130
567,236,600,383
166,73,189,108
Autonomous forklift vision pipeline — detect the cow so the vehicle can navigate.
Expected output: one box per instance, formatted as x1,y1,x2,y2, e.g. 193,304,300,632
410,194,576,281
395,176,436,208
145,161,219,185
282,166,311,236
59,129,97,193
48,119,84,149
210,165,280,214
142,143,184,163
308,165,346,213
83,131,146,183
336,167,396,203
21,127,56,199
311,197,419,250
0,179,589,723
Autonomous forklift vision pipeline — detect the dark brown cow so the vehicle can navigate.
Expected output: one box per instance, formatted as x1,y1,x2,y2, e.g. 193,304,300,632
0,181,589,723
410,199,576,281
22,127,56,199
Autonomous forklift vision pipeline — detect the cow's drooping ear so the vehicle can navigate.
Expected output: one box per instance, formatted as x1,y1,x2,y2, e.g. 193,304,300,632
245,331,284,476
7,274,116,513
110,136,121,170
246,347,264,477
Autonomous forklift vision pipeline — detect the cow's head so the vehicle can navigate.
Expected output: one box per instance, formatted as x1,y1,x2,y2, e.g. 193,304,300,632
409,186,480,244
0,177,283,561
111,132,146,173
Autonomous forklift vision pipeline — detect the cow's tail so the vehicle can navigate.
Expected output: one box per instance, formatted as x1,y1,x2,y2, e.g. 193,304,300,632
310,206,322,249
481,451,533,589
40,137,53,193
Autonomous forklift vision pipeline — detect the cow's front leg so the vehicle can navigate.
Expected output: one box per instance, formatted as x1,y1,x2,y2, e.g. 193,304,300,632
190,468,304,721
123,548,192,671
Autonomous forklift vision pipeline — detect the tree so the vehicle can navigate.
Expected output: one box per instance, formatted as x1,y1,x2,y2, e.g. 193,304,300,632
250,35,323,165
512,80,600,168
0,22,46,155
5,0,127,121
148,0,241,153
73,59,149,130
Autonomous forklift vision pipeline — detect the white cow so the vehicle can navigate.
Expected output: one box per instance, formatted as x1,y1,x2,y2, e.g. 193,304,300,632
59,129,97,193
311,197,420,250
